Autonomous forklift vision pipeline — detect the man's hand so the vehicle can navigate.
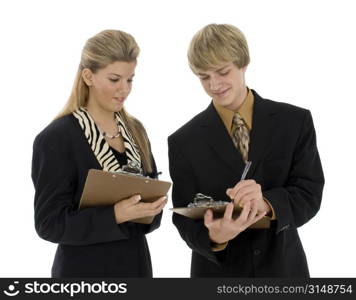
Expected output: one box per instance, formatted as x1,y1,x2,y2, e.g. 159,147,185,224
226,179,271,213
204,201,266,244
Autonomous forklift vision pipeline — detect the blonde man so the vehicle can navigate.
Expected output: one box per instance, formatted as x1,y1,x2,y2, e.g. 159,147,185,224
168,24,324,277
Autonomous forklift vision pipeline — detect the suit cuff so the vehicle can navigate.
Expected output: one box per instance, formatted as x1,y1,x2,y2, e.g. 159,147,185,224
263,196,276,220
211,241,228,252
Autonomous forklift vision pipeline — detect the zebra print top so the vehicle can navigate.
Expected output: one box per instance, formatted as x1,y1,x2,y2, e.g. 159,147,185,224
72,107,141,172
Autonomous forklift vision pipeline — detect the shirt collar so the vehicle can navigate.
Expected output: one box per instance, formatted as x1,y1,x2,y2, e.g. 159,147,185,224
213,87,254,133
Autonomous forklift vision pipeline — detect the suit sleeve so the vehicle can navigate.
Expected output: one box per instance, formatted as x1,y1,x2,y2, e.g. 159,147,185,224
135,151,163,235
263,110,325,233
32,131,137,246
168,136,225,265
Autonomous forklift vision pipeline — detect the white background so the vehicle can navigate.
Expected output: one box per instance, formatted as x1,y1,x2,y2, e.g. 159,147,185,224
0,0,355,277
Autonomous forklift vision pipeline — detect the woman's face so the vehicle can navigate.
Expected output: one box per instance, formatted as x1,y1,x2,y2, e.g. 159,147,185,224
84,61,137,113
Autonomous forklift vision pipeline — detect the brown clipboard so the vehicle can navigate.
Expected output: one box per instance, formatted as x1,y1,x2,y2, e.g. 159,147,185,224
79,169,172,224
171,205,270,229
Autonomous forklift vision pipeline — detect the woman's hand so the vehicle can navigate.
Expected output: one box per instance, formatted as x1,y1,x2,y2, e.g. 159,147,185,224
114,195,168,224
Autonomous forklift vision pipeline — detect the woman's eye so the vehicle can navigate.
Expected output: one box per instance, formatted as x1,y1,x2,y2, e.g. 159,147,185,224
220,71,229,76
109,78,119,82
127,79,133,83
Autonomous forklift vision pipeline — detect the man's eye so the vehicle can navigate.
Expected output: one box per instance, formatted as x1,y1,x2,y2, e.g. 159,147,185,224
200,77,209,81
109,78,119,82
127,79,133,83
219,71,229,76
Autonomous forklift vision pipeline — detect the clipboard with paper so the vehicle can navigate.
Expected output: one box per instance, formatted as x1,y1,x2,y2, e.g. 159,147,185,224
171,162,270,229
79,169,172,224
171,193,270,229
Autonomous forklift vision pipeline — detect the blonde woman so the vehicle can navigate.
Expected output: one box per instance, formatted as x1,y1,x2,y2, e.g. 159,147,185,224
32,30,167,277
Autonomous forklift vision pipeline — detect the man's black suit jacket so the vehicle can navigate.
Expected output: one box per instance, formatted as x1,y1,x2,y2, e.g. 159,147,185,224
32,114,161,277
168,90,324,277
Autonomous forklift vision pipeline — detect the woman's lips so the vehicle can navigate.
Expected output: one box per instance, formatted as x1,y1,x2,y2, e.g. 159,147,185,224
113,97,125,103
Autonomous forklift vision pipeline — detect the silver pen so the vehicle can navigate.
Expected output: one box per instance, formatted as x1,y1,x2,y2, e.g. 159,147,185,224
240,161,252,181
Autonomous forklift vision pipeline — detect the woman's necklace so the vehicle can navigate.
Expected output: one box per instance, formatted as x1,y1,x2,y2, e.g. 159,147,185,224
102,129,121,139
101,122,121,139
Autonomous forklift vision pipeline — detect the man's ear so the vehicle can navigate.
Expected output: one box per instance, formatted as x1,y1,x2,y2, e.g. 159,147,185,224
82,68,93,86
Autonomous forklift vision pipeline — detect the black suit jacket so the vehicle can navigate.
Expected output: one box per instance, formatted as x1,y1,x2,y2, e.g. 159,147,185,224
168,90,324,277
32,114,161,277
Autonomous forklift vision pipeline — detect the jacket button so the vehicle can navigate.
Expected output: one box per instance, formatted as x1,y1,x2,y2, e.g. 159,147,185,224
254,249,261,256
282,225,290,231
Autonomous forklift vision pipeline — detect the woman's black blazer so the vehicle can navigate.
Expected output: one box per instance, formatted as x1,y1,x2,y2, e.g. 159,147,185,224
32,114,161,277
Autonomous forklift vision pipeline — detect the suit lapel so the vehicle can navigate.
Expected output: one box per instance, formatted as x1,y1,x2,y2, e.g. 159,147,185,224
198,91,277,180
248,90,277,177
199,103,246,177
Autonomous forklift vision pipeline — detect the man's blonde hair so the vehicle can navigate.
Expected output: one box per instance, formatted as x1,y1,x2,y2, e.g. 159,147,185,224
188,24,250,73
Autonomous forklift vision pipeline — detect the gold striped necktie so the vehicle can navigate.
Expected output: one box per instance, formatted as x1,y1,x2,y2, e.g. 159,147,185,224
232,112,250,163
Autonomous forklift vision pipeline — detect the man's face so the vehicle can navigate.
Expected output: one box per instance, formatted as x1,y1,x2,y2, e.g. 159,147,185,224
197,62,247,111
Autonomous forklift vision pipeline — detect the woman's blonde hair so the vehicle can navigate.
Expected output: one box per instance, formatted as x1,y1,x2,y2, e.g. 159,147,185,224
56,29,153,173
188,23,250,73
